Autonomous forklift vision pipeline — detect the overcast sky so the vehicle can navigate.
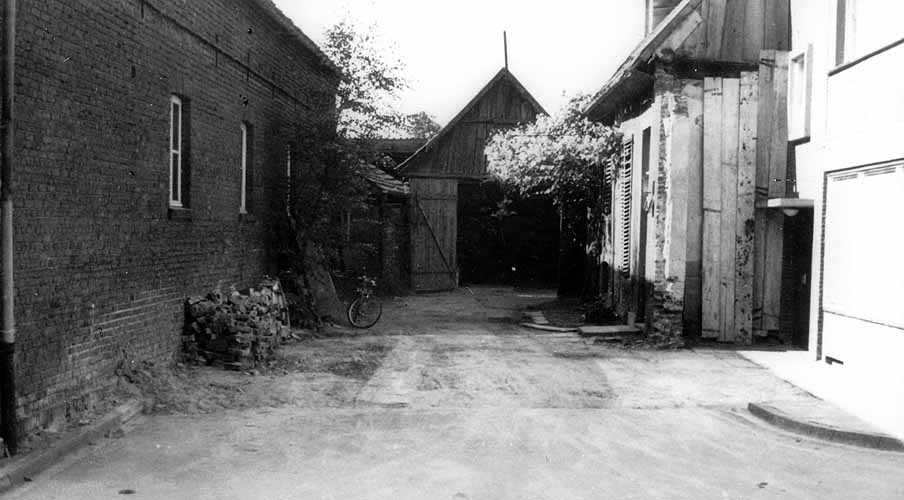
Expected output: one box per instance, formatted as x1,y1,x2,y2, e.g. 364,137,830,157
275,0,646,125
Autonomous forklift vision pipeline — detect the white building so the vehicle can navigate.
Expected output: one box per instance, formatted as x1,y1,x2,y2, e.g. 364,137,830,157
790,0,904,436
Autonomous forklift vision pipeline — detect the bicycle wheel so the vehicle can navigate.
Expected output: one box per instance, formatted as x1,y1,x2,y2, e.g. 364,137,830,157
347,296,382,328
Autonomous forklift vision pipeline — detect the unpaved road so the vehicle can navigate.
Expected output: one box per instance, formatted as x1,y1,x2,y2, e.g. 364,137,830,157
8,288,904,499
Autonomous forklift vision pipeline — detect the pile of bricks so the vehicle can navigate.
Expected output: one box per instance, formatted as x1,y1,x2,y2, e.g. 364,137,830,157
183,280,291,370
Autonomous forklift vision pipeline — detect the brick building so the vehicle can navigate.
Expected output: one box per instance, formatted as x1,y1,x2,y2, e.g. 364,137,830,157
1,0,338,434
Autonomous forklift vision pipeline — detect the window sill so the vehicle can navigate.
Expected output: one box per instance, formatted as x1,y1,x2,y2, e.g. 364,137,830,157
830,37,904,77
167,206,192,221
239,211,256,223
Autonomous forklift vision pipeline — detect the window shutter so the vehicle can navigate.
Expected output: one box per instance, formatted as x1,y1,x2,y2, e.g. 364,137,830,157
620,140,634,277
603,158,615,215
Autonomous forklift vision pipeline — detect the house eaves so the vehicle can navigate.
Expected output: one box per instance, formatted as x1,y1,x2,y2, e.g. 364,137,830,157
250,0,341,76
584,0,703,122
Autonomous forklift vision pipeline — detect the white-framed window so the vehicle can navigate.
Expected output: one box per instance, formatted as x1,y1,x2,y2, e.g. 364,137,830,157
788,44,812,141
169,95,183,207
240,123,251,214
836,0,904,65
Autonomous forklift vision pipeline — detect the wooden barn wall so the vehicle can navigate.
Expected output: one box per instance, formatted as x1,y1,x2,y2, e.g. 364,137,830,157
670,0,790,63
404,79,540,177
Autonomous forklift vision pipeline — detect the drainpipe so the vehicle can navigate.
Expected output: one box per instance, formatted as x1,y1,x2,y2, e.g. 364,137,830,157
0,0,17,455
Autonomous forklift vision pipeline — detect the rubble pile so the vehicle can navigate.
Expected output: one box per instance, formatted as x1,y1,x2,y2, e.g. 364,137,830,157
183,279,290,370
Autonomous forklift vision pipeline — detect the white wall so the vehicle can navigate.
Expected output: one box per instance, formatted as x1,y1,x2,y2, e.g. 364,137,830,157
620,104,661,289
793,0,904,367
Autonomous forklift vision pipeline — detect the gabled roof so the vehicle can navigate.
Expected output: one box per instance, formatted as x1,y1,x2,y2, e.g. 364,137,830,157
397,67,547,173
584,0,703,121
251,0,340,75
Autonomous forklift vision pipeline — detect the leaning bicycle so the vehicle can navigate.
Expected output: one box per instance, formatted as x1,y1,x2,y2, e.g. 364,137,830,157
347,275,382,328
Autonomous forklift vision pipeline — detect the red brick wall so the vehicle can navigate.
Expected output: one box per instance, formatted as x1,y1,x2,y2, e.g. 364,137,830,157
5,0,337,432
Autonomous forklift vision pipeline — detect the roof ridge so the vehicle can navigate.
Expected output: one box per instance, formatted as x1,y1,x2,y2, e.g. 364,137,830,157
397,67,547,173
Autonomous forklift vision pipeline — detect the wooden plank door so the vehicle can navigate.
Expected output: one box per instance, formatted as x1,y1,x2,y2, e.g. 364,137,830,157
410,178,459,292
701,71,758,343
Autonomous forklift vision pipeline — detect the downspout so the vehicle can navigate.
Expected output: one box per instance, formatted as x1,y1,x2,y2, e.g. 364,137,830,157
0,0,17,455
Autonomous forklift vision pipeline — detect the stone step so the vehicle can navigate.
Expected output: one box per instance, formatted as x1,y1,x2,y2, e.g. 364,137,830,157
578,324,643,337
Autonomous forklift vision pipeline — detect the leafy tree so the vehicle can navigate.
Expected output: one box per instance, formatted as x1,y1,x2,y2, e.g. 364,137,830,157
485,94,620,209
322,20,408,139
406,111,442,139
484,94,621,298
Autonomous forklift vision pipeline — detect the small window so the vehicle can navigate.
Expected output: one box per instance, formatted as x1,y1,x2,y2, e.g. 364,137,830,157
169,95,190,208
240,123,253,213
788,45,812,141
836,0,904,65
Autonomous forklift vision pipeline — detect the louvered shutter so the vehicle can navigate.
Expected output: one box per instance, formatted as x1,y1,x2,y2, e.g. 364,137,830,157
620,140,634,277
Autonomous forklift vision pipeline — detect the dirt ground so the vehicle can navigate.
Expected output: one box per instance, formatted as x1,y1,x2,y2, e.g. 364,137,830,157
118,333,397,414
7,287,904,500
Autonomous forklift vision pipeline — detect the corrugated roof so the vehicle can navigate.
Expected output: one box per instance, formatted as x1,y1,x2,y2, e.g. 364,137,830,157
359,164,410,197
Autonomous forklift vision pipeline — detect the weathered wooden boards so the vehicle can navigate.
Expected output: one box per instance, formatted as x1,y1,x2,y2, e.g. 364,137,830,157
735,72,758,343
410,178,458,292
753,50,789,337
702,77,724,338
701,72,758,342
700,0,790,62
403,75,539,178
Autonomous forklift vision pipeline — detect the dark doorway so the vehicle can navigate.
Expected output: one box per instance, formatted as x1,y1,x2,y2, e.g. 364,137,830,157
781,209,813,348
635,127,652,322
457,180,559,287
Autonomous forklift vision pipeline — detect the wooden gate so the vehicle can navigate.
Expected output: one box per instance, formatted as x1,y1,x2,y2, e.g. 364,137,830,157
410,178,458,291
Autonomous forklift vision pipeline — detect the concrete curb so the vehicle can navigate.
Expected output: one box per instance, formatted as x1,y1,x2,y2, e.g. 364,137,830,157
520,311,581,333
0,399,146,494
519,322,580,333
748,402,904,452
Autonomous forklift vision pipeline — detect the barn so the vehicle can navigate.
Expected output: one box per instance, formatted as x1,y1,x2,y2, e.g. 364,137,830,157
397,68,547,292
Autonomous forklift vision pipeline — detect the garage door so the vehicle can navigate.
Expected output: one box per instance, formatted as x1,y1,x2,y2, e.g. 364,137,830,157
822,161,904,366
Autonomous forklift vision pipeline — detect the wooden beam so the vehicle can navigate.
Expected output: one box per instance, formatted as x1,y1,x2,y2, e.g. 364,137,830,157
735,71,758,345
406,172,490,181
702,76,723,338
658,9,704,56
719,78,740,342
768,51,789,198
753,50,788,336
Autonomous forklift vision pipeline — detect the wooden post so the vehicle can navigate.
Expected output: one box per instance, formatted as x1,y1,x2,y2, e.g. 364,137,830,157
503,31,508,70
